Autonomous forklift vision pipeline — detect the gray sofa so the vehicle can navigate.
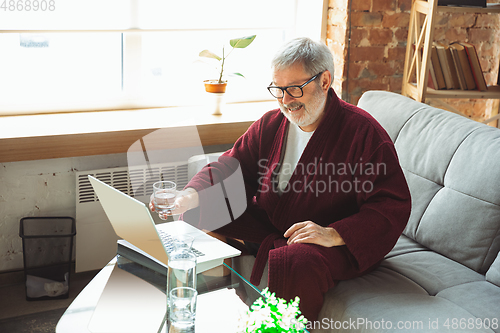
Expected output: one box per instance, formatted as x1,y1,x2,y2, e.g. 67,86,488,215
231,91,500,332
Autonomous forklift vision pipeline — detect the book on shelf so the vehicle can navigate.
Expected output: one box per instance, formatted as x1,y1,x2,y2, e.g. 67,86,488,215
460,42,488,91
430,45,447,89
444,44,461,89
449,45,467,90
434,42,459,89
415,41,489,92
450,42,476,90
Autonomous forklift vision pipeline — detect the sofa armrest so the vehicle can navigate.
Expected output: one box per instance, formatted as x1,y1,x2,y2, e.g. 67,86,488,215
486,251,500,287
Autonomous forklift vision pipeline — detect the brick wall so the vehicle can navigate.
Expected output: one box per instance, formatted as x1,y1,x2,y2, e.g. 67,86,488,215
327,0,411,105
327,0,500,124
327,0,350,97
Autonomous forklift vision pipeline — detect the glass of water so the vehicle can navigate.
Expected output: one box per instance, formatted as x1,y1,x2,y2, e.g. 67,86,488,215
153,181,177,220
172,234,195,254
167,249,196,292
167,234,196,309
169,287,197,331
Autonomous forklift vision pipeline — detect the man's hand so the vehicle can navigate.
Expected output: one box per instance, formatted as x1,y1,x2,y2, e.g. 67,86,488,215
284,221,345,247
149,187,199,219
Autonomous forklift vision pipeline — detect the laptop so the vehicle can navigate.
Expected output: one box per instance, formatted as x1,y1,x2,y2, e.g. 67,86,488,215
88,175,240,274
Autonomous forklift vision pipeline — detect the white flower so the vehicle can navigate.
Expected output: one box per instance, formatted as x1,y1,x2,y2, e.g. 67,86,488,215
237,288,308,333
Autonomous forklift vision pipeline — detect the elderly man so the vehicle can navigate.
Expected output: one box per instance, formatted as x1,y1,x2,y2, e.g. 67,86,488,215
152,37,411,321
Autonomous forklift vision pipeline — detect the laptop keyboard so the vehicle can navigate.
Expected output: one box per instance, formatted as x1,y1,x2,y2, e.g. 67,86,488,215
157,230,204,257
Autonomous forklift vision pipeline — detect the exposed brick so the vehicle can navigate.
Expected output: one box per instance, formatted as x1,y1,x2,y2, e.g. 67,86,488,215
480,59,495,75
469,28,496,44
329,0,349,9
388,46,407,60
372,0,397,12
484,71,496,84
351,12,383,27
350,46,386,62
329,8,348,26
473,100,489,118
348,62,367,79
351,1,371,11
435,13,450,28
327,25,347,44
367,61,396,76
479,42,499,58
329,42,345,58
334,55,347,75
398,0,412,13
395,27,408,43
382,12,410,28
369,28,394,45
389,76,404,92
448,13,476,28
350,27,370,46
348,77,388,92
444,28,467,42
433,27,448,41
475,13,500,28
394,60,405,75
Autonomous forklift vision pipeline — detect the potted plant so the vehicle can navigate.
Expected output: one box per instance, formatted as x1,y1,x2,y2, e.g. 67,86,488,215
238,288,308,332
199,35,257,94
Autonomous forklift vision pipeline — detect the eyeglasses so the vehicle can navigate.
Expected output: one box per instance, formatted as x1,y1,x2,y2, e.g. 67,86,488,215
267,72,323,99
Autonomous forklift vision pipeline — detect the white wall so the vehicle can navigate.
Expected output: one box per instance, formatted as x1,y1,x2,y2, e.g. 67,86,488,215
0,154,128,272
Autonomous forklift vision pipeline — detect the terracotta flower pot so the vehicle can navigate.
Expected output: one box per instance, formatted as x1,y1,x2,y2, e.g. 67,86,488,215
204,80,227,93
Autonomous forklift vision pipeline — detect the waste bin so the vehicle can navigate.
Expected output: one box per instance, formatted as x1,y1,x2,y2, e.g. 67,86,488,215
19,217,76,301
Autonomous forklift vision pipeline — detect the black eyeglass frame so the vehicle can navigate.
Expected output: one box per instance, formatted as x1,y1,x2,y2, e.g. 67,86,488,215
267,71,324,99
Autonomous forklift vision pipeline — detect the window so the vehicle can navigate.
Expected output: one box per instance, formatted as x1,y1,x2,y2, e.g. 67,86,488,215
0,0,325,115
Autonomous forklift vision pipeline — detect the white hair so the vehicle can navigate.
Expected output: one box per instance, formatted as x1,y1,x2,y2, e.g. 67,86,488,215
271,37,335,86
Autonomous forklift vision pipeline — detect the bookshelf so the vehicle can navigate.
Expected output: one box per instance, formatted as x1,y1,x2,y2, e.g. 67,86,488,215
401,0,500,125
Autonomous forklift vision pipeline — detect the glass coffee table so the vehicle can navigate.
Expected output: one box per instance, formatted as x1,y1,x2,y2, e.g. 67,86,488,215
56,256,268,333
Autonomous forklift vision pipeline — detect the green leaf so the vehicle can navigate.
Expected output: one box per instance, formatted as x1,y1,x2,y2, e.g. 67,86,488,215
229,35,256,49
199,50,221,61
230,72,245,78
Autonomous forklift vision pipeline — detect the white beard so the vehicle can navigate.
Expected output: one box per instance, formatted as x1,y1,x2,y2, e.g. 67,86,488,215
279,86,326,128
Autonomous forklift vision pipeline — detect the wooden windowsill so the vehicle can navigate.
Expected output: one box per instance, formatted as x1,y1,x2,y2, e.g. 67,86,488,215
0,101,277,163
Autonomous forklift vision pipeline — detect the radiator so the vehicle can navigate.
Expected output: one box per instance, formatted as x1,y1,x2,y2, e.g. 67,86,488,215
75,163,189,272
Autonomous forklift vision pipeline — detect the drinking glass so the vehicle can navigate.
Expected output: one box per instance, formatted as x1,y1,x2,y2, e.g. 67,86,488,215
169,287,197,331
172,234,195,254
167,235,197,305
153,181,177,220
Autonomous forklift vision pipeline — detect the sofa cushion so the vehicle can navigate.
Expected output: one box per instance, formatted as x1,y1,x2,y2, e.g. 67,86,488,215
319,294,496,333
317,266,495,333
444,127,500,271
393,106,480,187
319,265,428,315
416,188,500,273
486,252,500,287
381,252,485,296
436,281,500,332
358,91,500,274
385,232,429,259
397,171,443,242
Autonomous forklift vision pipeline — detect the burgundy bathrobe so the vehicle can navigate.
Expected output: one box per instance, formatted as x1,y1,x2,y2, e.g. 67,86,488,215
184,89,411,321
